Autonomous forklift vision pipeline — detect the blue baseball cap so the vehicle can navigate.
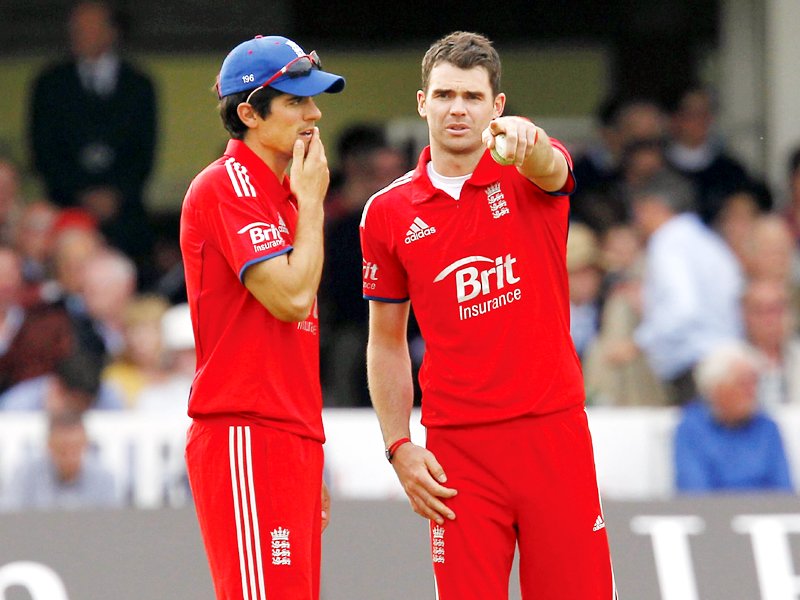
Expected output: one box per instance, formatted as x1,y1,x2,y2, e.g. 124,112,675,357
217,35,345,98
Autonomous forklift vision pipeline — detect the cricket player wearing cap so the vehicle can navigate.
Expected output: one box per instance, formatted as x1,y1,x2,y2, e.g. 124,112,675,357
180,35,344,600
360,32,617,598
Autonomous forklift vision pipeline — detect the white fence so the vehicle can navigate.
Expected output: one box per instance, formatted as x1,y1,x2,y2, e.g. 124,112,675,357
1,407,799,508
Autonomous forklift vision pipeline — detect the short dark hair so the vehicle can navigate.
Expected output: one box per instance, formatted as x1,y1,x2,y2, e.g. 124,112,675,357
336,123,388,161
628,168,696,214
421,31,501,96
218,85,282,140
54,352,102,398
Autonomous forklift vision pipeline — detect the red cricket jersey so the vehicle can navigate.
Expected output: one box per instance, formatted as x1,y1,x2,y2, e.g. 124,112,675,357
181,139,323,442
360,143,584,427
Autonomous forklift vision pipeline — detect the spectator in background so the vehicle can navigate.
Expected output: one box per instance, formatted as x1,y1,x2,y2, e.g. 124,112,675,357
80,248,138,359
664,83,751,225
0,220,105,391
321,124,406,406
12,200,58,300
103,294,169,408
782,146,800,246
674,342,794,494
572,96,621,192
29,0,157,264
571,97,667,231
0,252,74,392
566,222,603,360
0,351,123,413
43,210,104,304
712,183,771,266
136,303,195,413
0,410,120,512
0,158,23,245
144,211,186,303
630,169,744,404
742,279,800,408
0,246,26,359
582,225,670,407
743,214,800,289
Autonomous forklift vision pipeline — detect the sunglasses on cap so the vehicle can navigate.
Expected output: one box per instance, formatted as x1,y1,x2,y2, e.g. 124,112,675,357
244,51,322,104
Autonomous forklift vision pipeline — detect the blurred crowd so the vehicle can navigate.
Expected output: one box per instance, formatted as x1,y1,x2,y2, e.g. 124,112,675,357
1,0,798,511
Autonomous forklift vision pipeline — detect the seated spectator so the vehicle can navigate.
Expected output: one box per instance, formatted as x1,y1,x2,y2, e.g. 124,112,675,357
712,183,771,265
81,248,137,359
742,279,800,408
630,169,744,404
144,211,186,303
572,98,668,230
582,224,669,406
0,410,120,511
136,303,195,413
12,200,58,303
0,245,74,394
664,83,751,224
0,352,123,412
0,246,25,358
743,214,800,286
103,294,169,408
41,211,104,307
571,96,623,211
0,157,23,245
674,342,794,494
321,124,407,407
566,223,603,359
598,223,642,283
782,146,800,246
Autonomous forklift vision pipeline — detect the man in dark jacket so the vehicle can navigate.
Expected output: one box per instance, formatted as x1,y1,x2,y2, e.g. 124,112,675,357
29,1,157,263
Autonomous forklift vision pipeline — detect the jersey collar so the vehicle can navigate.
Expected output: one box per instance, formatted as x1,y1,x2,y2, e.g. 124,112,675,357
224,139,293,201
411,146,503,205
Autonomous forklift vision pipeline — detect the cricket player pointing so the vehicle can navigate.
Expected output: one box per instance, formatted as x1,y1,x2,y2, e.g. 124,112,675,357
360,31,617,599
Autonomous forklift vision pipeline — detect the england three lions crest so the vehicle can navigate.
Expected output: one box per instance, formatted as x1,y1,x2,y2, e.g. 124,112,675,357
431,524,445,564
271,527,292,566
485,182,509,219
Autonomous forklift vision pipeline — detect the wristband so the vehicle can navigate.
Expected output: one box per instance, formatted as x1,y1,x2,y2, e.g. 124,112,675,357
385,437,411,462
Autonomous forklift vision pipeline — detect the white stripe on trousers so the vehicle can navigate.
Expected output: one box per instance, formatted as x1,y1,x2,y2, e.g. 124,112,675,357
229,426,266,600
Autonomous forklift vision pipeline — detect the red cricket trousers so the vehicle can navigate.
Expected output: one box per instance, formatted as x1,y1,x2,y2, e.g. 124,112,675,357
186,418,323,600
426,406,617,599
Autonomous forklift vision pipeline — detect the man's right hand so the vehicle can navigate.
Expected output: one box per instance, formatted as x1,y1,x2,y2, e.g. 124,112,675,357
391,443,457,525
289,127,329,210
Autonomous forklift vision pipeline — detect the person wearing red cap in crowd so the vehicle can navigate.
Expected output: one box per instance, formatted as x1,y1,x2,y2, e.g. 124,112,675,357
180,35,344,600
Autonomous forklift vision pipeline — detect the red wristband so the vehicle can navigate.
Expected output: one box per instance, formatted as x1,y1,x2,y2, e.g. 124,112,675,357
385,437,411,462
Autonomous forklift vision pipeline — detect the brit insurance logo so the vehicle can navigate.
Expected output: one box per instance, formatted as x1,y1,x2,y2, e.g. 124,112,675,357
238,221,284,253
486,182,509,219
405,217,436,244
362,259,379,291
433,253,522,321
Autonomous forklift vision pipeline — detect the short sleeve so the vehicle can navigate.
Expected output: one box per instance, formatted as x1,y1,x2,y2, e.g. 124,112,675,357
549,137,576,196
359,198,409,303
204,178,293,281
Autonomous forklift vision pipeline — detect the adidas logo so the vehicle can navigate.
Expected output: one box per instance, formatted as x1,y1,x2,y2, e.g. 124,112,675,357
277,213,289,235
592,515,605,532
404,217,437,244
